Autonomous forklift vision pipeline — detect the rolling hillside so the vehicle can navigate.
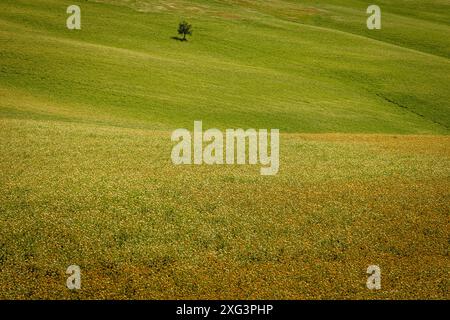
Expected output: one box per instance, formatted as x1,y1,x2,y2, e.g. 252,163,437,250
1,0,449,133
0,0,449,299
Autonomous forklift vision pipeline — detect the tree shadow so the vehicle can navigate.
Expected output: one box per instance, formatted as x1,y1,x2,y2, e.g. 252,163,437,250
171,36,187,42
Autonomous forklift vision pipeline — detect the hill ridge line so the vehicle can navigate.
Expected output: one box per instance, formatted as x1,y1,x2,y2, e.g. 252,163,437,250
375,93,449,131
275,18,450,63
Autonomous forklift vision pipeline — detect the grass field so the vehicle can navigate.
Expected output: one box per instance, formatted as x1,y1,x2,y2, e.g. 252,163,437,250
0,0,449,299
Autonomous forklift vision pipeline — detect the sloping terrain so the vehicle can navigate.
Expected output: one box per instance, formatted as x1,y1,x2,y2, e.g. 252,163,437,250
0,0,449,299
0,0,449,132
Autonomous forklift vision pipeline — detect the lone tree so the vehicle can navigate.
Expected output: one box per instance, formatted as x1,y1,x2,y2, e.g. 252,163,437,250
178,21,193,41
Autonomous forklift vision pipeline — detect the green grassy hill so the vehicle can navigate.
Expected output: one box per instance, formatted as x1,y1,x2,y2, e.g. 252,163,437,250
1,0,449,133
0,0,449,299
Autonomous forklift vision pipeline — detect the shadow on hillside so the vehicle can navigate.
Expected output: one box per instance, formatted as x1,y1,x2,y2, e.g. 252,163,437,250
170,36,187,42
